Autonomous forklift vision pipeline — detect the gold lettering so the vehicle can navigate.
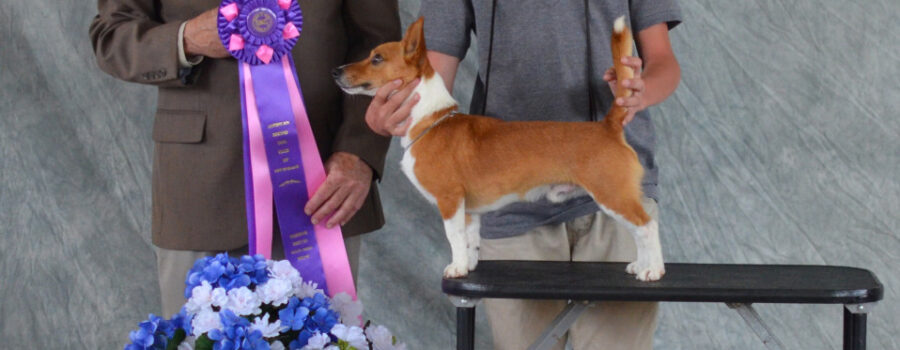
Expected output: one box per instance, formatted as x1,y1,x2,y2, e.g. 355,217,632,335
267,121,291,129
278,148,290,155
272,130,289,137
277,140,288,145
283,157,290,163
274,165,299,173
290,231,308,239
296,254,311,261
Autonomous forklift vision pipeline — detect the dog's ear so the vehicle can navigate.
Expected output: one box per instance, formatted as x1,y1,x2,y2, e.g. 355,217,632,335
402,17,426,63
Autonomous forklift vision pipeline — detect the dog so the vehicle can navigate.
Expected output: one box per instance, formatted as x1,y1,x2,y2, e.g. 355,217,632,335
333,17,665,281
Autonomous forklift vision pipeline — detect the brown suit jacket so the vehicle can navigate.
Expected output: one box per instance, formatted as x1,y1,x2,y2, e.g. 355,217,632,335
90,0,399,250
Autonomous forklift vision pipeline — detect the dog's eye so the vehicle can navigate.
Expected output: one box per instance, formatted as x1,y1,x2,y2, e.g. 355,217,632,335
371,54,384,65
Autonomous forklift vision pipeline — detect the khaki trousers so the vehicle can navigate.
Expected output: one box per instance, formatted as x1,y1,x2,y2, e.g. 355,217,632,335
481,198,659,350
156,234,361,318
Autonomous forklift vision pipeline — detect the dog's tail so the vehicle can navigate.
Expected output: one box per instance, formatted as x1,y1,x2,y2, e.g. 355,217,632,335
603,16,634,131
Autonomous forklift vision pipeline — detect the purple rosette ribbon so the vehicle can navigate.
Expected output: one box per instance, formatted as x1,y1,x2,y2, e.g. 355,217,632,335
217,0,356,300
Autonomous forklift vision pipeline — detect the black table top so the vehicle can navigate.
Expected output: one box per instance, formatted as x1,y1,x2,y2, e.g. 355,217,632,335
441,261,883,304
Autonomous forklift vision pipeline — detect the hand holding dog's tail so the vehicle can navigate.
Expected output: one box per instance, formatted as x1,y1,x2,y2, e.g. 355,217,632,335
605,16,634,129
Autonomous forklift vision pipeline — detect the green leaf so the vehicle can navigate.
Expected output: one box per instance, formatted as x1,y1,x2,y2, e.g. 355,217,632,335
194,334,215,350
165,329,187,350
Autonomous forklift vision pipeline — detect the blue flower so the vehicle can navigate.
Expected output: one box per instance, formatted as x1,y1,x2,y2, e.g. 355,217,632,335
185,253,268,297
300,293,329,312
124,314,168,350
208,310,252,350
238,254,270,285
240,330,271,350
278,297,310,331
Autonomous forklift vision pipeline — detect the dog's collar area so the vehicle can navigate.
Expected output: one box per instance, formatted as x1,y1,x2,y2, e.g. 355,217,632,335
405,109,459,149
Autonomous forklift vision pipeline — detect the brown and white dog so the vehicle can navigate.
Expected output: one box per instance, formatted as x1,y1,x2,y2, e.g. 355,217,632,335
333,17,664,281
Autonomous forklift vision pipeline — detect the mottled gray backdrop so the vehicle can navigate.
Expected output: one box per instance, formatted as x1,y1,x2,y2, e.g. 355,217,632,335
1,0,897,348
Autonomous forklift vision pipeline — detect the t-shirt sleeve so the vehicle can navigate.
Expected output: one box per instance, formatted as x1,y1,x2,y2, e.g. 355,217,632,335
629,0,683,32
418,0,474,59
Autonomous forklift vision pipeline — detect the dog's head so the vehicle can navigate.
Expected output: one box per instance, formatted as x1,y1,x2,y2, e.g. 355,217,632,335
332,17,431,96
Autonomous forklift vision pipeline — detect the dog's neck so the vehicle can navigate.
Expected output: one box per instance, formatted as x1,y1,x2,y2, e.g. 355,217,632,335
400,73,458,149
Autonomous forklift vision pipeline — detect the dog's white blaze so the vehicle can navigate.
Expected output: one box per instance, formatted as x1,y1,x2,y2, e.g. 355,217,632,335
399,72,458,206
400,73,457,148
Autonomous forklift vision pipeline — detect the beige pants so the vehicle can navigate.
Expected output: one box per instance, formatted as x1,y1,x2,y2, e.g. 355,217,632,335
156,235,361,318
481,197,659,350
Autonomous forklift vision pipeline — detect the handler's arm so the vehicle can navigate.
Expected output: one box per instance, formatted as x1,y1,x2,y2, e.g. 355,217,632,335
634,23,680,109
89,0,190,87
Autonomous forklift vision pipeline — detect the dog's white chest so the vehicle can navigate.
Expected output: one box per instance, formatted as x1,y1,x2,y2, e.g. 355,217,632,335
400,149,437,204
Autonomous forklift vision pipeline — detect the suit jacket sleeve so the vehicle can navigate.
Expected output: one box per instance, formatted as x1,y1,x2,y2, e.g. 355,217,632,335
334,0,401,180
89,0,192,87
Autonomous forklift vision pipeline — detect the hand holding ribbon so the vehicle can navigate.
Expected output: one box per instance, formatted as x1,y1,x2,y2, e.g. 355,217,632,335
304,152,373,229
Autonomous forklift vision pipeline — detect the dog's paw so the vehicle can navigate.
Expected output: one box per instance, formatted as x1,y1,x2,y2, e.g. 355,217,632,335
443,263,469,279
626,261,665,282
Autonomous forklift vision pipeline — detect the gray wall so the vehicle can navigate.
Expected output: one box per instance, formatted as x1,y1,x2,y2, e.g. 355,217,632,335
1,0,896,348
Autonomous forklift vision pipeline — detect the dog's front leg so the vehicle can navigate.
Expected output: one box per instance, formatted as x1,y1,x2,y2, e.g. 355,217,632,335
442,201,469,278
465,213,481,271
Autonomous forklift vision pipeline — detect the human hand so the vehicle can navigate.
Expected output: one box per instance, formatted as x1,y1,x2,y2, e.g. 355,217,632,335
603,56,646,126
365,78,420,136
183,7,230,59
304,152,373,228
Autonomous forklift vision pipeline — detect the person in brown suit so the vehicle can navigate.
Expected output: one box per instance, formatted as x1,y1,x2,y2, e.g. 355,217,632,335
89,0,400,317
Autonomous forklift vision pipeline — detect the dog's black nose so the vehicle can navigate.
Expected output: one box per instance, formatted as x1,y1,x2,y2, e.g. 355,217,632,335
331,67,343,79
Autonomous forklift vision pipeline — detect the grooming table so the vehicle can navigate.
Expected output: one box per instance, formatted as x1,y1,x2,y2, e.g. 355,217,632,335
442,261,883,350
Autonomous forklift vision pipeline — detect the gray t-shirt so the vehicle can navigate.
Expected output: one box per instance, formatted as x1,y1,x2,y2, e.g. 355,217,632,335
419,0,682,238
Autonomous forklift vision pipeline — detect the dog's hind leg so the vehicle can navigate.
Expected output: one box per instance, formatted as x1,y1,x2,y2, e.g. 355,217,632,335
465,214,481,271
578,168,665,281
439,198,469,278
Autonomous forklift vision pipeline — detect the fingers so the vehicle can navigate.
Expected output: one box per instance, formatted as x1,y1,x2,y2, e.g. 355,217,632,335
387,94,418,136
621,77,645,93
603,67,616,82
325,189,366,228
381,78,419,113
304,179,341,222
309,184,351,226
616,95,643,109
620,56,643,73
373,79,402,103
366,79,420,136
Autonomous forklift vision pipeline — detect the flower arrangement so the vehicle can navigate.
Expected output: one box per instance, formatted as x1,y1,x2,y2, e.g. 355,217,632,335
124,254,406,350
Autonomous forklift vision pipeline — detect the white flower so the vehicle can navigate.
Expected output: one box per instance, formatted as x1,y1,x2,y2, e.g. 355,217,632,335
185,282,229,315
249,313,283,338
269,260,301,282
330,324,367,349
226,286,262,316
256,277,293,306
184,281,213,314
331,292,363,323
210,287,228,308
191,309,221,336
269,342,286,350
366,325,407,350
294,280,324,299
300,332,331,350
